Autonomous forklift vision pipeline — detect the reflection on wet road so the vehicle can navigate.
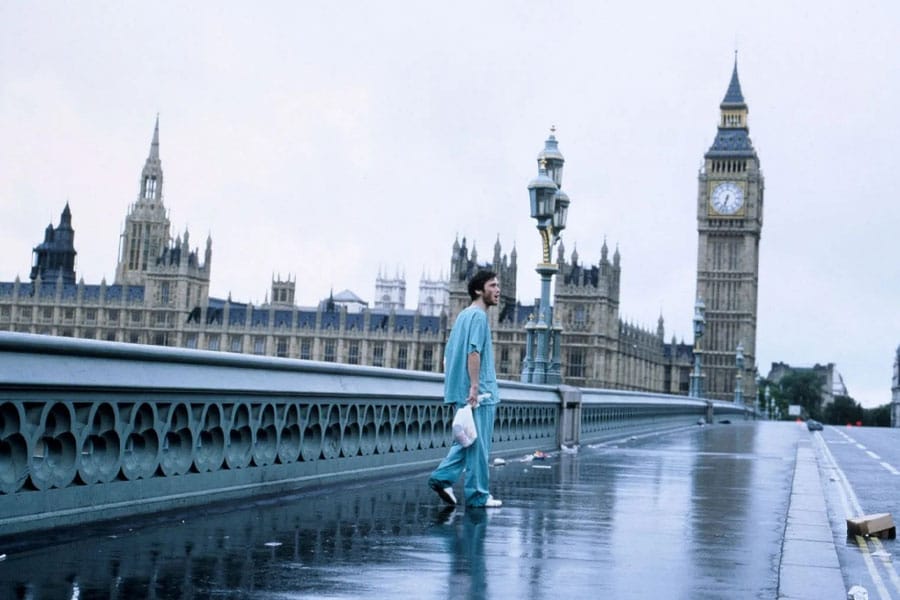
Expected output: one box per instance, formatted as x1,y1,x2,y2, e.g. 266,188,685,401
0,421,803,599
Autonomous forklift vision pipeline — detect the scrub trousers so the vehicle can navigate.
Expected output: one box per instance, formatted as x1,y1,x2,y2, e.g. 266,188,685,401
428,403,497,507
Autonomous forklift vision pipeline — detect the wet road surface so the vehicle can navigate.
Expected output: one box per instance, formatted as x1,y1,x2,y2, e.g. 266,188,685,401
0,421,817,599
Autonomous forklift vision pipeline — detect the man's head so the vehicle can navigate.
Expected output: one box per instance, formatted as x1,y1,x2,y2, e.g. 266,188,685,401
468,270,500,306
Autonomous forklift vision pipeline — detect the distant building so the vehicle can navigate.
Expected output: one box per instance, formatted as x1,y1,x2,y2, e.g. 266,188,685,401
766,361,848,406
374,268,405,311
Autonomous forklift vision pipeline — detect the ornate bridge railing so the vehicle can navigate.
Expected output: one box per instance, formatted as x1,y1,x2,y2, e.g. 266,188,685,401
0,332,752,535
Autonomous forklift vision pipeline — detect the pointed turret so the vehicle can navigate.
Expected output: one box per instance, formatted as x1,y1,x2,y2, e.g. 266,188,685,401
150,114,160,160
721,56,746,107
30,203,77,284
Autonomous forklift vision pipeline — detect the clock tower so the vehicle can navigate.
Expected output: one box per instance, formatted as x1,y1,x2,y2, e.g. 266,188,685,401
695,59,764,401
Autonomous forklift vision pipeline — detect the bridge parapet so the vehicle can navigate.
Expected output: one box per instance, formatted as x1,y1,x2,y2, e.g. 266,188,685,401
0,332,753,535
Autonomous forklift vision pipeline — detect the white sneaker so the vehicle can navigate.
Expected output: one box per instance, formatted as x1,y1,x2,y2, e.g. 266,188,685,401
484,495,502,508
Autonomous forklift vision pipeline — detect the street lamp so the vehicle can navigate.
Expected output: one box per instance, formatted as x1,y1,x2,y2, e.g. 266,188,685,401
689,297,706,398
734,341,745,405
521,128,568,385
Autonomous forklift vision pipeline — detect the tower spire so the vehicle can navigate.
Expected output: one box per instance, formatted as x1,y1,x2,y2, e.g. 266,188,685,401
139,116,164,202
722,55,745,107
150,113,160,160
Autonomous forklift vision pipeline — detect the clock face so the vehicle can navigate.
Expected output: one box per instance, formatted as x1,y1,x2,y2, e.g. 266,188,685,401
710,182,744,215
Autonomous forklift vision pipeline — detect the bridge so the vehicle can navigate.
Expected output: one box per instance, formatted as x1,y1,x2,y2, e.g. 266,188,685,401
0,333,854,598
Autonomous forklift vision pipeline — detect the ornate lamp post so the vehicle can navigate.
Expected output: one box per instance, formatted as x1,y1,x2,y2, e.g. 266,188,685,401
734,341,745,405
521,129,569,385
689,297,706,398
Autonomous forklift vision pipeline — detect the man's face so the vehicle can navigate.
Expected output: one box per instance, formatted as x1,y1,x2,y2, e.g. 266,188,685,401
480,277,501,306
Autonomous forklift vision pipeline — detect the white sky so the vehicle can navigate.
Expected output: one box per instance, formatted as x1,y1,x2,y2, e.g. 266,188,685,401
2,2,898,408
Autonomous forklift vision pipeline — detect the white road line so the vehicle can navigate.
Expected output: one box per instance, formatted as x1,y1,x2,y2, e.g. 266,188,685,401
881,462,900,475
816,434,900,597
855,535,893,600
857,443,868,451
867,450,882,460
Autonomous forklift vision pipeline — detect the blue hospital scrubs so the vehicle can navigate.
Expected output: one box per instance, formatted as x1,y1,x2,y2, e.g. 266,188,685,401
428,306,499,507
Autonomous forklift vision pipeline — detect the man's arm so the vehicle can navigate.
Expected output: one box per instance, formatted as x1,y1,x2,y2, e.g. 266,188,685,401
467,350,481,407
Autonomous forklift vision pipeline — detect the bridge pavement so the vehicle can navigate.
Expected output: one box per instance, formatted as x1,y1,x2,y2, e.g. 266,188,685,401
0,421,845,599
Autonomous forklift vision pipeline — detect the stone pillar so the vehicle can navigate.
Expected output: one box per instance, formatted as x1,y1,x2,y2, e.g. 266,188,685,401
557,384,582,448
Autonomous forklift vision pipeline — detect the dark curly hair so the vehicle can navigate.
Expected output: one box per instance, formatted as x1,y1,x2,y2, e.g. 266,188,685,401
468,270,498,300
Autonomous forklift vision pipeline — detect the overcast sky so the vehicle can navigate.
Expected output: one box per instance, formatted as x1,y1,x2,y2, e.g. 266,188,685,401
2,2,898,408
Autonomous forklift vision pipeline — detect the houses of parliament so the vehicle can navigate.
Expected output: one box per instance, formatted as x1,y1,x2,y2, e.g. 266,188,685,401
0,64,763,401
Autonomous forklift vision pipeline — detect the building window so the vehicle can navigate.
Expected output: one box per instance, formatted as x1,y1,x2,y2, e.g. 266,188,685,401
373,343,384,367
500,348,510,374
397,344,408,370
300,338,312,360
230,335,243,353
107,309,119,323
155,311,168,325
85,309,97,322
324,339,336,362
0,306,10,319
153,333,168,346
422,346,434,372
574,305,586,326
160,282,170,305
42,307,53,322
253,336,266,355
348,340,360,365
208,336,220,351
566,349,585,379
276,337,288,358
129,333,141,344
19,307,32,321
106,331,117,342
83,329,96,340
131,310,142,324
63,308,75,321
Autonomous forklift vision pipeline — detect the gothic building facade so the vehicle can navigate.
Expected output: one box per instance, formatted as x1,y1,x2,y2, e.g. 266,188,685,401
1,65,761,398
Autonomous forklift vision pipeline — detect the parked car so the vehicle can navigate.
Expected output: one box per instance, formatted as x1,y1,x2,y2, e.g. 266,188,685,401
806,419,824,431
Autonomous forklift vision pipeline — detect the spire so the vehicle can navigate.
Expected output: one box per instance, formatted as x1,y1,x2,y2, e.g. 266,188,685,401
721,53,745,106
150,114,160,160
139,115,164,202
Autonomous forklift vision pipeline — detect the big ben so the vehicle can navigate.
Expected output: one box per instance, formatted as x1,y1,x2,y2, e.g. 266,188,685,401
695,59,764,401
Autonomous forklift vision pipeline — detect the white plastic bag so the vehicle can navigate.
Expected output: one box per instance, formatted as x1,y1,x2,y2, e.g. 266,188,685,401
452,404,478,447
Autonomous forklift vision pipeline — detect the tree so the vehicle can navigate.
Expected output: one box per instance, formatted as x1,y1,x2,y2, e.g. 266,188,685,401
775,370,824,420
863,404,891,427
823,395,863,425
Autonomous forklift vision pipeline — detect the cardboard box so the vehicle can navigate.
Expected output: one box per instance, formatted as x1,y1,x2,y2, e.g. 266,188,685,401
847,513,896,538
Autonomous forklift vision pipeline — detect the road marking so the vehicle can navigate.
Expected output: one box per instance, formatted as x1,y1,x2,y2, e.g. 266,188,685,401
855,535,893,600
881,462,900,475
872,536,900,595
857,443,868,451
816,434,900,597
867,450,882,460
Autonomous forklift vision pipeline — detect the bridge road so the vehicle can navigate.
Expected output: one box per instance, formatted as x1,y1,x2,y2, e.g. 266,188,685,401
0,421,845,599
815,425,900,598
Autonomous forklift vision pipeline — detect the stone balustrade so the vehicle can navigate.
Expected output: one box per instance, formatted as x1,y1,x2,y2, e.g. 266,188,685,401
0,332,752,535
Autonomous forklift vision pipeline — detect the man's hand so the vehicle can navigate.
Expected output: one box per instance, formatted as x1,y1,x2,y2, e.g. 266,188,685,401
466,385,479,407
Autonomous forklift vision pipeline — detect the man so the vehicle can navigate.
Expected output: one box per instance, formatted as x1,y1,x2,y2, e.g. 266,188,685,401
428,270,502,508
